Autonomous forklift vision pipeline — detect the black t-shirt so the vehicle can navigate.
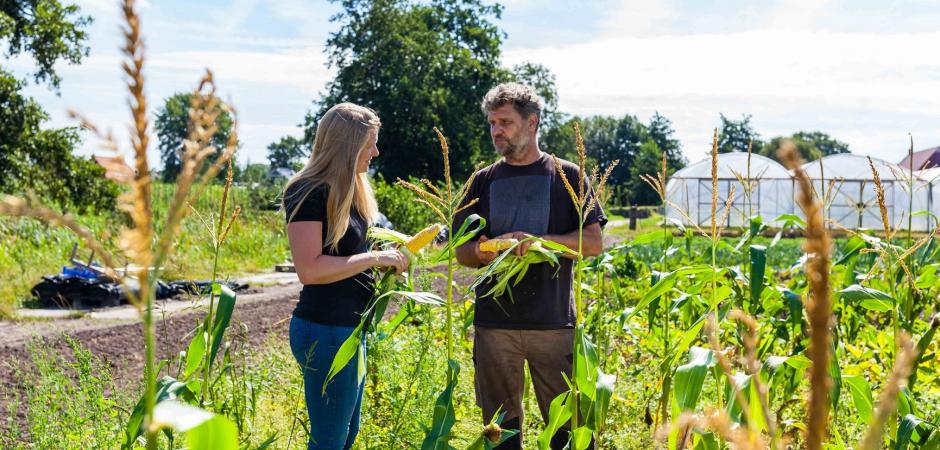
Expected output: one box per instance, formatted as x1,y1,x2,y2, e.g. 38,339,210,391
284,182,375,327
454,152,607,330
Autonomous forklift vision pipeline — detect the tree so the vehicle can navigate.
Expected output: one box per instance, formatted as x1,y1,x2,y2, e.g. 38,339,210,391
792,131,850,156
306,0,506,181
759,136,821,164
240,162,270,184
717,113,763,154
0,0,92,90
758,131,850,164
647,112,686,170
0,71,118,212
629,140,668,206
155,92,235,182
510,62,561,131
266,136,308,172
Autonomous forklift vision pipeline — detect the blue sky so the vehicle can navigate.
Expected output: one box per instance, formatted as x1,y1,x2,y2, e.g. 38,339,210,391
11,0,940,168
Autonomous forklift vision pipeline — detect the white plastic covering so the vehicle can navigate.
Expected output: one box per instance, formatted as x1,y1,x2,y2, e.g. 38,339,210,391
665,153,794,228
802,155,928,231
665,153,938,232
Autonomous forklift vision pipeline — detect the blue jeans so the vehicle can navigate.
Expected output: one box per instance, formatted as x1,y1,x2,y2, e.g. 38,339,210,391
289,317,366,450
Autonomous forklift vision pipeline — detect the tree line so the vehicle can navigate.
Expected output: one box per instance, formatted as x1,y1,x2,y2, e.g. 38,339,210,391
1,0,854,213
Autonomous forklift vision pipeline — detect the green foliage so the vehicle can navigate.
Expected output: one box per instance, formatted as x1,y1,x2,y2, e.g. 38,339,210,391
0,71,119,213
717,113,763,154
510,62,561,129
266,136,308,172
4,336,128,449
373,176,439,234
647,112,686,170
307,0,505,182
0,0,91,90
759,131,852,164
541,115,686,205
155,92,236,182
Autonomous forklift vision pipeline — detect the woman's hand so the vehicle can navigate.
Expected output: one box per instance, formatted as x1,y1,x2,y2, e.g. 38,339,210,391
371,249,410,274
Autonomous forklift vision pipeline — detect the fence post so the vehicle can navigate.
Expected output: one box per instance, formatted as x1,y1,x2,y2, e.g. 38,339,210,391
629,204,638,230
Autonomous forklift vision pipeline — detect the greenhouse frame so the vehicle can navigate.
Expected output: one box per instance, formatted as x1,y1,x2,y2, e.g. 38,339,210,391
664,153,939,232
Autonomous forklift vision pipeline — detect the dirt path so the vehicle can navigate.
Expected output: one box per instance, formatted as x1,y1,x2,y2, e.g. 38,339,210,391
0,282,303,430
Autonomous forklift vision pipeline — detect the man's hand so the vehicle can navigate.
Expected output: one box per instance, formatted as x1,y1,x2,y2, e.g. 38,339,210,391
475,235,499,265
495,231,534,256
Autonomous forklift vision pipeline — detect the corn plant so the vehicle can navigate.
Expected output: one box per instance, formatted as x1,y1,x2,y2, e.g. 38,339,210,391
398,128,518,449
518,122,619,449
0,1,244,448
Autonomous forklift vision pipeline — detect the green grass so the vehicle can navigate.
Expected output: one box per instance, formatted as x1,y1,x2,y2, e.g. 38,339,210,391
0,183,290,318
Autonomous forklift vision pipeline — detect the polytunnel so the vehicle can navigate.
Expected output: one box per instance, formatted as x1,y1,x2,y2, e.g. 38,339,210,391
664,152,936,232
664,153,794,228
801,154,929,231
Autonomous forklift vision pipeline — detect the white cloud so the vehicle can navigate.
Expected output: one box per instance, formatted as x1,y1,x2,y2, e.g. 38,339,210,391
505,28,940,161
597,0,675,37
147,47,333,94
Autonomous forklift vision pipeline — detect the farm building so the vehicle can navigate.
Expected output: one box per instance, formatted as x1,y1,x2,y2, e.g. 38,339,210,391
665,152,938,232
900,145,940,171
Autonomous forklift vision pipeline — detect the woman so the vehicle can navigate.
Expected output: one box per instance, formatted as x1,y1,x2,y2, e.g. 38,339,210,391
283,103,408,450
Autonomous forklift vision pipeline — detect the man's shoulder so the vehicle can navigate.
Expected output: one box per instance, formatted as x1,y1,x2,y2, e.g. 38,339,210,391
470,159,503,184
547,154,580,173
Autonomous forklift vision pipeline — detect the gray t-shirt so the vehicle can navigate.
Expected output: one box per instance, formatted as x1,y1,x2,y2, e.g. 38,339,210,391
455,153,607,329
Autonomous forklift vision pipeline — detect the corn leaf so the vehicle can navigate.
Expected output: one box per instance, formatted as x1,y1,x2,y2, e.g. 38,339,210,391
151,400,238,450
537,391,572,450
208,283,237,365
842,375,873,424
674,346,715,411
421,360,460,450
184,329,206,379
322,322,365,394
749,245,767,304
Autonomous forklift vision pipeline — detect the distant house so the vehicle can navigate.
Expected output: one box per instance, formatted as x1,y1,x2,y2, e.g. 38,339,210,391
93,155,135,183
900,146,940,170
268,167,295,180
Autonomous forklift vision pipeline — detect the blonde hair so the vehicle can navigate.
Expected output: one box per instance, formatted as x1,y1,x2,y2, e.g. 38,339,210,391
283,103,380,252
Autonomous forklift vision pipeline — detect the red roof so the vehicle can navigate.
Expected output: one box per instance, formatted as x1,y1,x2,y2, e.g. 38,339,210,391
900,146,940,170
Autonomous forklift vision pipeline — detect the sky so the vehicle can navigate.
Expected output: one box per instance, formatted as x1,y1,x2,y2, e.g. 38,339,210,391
10,0,940,169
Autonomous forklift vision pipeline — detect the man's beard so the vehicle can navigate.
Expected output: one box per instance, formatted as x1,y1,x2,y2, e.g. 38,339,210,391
495,137,527,161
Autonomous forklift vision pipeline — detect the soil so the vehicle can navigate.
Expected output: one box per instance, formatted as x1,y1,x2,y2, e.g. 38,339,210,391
0,283,303,434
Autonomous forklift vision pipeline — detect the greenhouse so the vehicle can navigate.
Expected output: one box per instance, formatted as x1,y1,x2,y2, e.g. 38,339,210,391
665,152,939,232
664,152,794,228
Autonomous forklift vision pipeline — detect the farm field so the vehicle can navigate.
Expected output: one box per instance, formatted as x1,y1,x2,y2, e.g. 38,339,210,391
2,0,940,449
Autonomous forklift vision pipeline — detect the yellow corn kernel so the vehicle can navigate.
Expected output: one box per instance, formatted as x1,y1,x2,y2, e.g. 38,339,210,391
479,238,518,253
404,223,442,253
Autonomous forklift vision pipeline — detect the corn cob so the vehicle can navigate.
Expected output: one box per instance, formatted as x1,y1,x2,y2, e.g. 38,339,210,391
404,223,442,253
479,238,518,253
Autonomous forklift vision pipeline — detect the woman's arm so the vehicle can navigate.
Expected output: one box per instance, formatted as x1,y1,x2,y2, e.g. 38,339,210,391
288,221,408,285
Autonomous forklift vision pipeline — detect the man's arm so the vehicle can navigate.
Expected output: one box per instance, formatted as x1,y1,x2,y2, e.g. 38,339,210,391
455,235,498,268
544,222,603,257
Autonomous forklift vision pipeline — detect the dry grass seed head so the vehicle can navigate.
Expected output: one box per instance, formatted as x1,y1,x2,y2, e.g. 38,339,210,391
710,128,719,239
0,195,119,277
857,334,918,450
867,156,892,240
778,143,833,450
432,127,452,196
552,154,580,207
705,314,760,445
574,121,586,199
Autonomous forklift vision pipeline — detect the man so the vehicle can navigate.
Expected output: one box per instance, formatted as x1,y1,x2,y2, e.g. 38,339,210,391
455,83,606,449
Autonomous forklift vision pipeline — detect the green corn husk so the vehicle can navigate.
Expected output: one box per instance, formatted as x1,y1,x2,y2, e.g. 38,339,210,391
473,240,560,299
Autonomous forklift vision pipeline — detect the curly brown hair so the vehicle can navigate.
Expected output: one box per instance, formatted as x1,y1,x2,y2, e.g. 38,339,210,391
480,82,544,128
